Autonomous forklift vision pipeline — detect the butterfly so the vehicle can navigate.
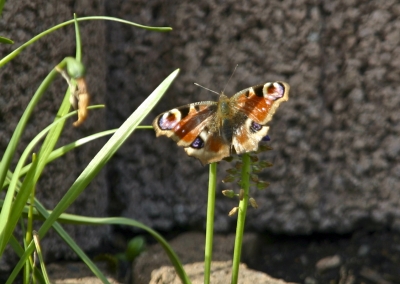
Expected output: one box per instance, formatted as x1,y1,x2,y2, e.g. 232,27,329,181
152,81,290,165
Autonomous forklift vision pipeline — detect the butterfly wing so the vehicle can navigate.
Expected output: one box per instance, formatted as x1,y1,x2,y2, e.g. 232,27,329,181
231,81,289,154
153,101,231,165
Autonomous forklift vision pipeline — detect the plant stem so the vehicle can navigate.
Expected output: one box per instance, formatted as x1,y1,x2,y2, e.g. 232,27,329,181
204,162,217,284
231,153,251,283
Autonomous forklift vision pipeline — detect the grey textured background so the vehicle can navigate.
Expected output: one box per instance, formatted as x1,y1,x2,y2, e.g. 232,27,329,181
105,0,400,234
1,0,400,264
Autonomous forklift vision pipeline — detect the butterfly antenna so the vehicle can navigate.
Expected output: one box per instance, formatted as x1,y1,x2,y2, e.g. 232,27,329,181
222,64,239,94
194,83,220,95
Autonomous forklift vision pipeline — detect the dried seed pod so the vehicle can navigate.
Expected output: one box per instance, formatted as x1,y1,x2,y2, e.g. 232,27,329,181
222,174,236,183
256,180,270,190
249,198,258,209
250,174,259,183
238,189,244,200
228,207,239,216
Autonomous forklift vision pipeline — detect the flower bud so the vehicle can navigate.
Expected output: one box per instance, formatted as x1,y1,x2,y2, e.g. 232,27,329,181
222,190,236,198
228,207,239,216
256,181,270,190
65,57,86,79
249,198,258,209
250,174,259,182
222,174,235,183
238,189,244,200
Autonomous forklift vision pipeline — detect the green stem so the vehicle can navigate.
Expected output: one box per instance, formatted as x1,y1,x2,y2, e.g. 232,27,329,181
231,153,251,283
204,162,217,284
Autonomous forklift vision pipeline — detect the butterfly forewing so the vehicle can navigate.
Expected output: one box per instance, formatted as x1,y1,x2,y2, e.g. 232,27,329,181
233,82,289,125
153,101,218,147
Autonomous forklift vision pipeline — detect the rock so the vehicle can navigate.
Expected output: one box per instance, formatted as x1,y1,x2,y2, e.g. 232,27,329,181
315,255,341,273
150,261,296,284
47,262,120,284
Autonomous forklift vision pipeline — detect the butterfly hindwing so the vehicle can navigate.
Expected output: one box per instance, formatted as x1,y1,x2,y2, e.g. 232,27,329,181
184,130,231,165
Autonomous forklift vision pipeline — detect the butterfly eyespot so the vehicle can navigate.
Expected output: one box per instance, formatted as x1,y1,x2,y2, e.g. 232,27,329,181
265,82,285,100
158,109,181,130
250,121,263,133
191,136,205,149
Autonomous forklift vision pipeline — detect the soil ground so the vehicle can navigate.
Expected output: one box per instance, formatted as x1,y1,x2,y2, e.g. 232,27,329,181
245,229,400,283
4,229,400,283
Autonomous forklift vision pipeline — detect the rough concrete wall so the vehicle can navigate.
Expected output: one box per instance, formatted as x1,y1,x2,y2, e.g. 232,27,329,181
0,0,108,263
105,0,400,234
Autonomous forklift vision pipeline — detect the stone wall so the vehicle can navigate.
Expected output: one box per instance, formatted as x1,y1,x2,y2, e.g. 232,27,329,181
105,0,400,234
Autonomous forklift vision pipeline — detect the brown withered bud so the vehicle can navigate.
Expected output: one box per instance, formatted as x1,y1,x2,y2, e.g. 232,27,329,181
56,59,90,127
234,162,243,170
222,174,236,183
249,198,258,209
238,189,244,200
257,144,273,153
252,164,262,173
249,155,259,162
226,168,238,175
256,180,270,190
250,174,259,183
228,207,239,217
72,77,90,127
259,161,273,168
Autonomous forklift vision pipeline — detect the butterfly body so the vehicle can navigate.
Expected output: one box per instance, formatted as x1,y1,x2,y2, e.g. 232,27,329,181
153,81,289,165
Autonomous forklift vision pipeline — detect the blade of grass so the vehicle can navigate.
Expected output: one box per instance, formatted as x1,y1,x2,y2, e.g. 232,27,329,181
0,0,5,17
33,16,84,198
0,36,13,44
2,195,191,283
0,68,58,212
24,154,37,283
0,56,83,230
3,198,112,284
2,129,116,189
0,106,104,254
7,69,180,283
33,231,51,284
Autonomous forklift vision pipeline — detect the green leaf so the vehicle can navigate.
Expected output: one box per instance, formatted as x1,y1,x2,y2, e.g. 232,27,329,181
0,36,13,44
0,0,5,17
6,69,182,284
126,236,146,261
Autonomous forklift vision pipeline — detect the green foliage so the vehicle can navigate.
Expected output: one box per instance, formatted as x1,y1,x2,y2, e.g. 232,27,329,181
0,0,5,17
0,14,189,284
126,236,146,261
